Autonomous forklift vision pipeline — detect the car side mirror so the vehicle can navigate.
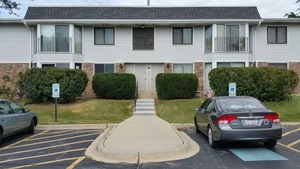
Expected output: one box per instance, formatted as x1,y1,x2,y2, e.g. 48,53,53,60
24,109,30,113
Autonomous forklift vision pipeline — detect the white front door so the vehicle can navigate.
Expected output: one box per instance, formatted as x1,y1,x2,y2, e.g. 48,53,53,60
125,64,164,92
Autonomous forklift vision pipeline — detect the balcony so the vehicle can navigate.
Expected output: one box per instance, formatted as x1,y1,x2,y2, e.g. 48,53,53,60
215,37,248,53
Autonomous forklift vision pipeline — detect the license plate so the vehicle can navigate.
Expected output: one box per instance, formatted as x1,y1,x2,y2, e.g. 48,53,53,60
244,120,259,126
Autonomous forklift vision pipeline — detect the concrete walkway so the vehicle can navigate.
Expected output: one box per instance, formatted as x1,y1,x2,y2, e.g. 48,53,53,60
85,99,199,164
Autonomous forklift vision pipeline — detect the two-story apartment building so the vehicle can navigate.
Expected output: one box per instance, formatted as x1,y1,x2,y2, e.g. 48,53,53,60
0,6,299,97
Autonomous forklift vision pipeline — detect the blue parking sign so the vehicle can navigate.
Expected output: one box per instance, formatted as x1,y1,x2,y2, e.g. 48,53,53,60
229,83,236,96
52,83,60,98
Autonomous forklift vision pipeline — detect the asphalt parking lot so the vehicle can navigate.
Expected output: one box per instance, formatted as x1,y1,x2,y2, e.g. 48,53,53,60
0,126,299,169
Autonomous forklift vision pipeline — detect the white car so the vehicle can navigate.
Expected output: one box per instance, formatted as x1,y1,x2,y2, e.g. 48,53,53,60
0,99,38,142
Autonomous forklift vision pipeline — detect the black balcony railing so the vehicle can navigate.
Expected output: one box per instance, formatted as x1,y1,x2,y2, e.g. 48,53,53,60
215,37,248,52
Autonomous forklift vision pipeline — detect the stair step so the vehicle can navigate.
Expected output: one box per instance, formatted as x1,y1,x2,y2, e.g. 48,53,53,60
133,111,156,116
136,103,155,107
136,99,154,104
135,107,155,111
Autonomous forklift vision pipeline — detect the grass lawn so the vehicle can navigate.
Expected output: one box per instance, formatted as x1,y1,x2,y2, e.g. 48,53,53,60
22,99,133,125
155,96,300,123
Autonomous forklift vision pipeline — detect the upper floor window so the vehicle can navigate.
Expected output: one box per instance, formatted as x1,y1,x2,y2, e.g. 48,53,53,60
267,26,287,44
74,26,82,53
94,27,115,45
173,27,193,45
173,64,193,73
41,25,69,52
94,64,114,74
133,27,154,50
205,25,212,53
216,24,246,52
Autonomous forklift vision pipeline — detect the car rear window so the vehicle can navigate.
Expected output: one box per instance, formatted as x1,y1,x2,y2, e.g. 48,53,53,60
216,98,267,113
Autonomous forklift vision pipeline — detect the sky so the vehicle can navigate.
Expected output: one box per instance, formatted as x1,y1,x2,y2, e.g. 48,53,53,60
0,0,299,18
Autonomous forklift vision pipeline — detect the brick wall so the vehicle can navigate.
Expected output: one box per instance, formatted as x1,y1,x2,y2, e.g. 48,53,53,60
82,63,96,98
164,63,172,73
194,62,204,94
289,62,300,94
257,62,268,67
0,63,29,91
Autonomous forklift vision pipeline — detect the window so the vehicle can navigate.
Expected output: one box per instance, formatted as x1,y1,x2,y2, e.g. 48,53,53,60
133,27,154,50
217,62,245,68
41,63,69,68
94,27,115,45
0,101,11,115
216,24,246,52
173,27,193,44
74,26,82,53
41,25,69,52
267,26,287,44
33,26,37,53
9,102,24,114
268,63,287,69
205,25,212,53
173,64,193,73
42,64,55,68
95,64,114,74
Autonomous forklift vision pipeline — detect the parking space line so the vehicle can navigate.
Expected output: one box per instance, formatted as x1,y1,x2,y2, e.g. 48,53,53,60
0,140,93,157
0,148,85,164
282,127,300,137
28,130,99,141
0,129,50,151
6,133,98,149
9,157,80,169
66,156,86,169
40,130,73,135
287,140,300,148
278,142,300,153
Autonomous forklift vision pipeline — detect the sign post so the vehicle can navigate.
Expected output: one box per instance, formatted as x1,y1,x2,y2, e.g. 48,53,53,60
229,83,236,96
52,83,60,122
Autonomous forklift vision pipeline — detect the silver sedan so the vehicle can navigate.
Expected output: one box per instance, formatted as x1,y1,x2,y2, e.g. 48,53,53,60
194,96,282,148
0,99,38,142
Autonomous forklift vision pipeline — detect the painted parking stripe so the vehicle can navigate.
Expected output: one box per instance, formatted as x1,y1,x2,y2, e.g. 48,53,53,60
28,130,99,141
229,148,288,161
5,133,98,149
0,139,93,157
282,127,300,137
287,139,300,148
9,157,80,169
0,148,85,164
66,156,86,169
278,142,300,153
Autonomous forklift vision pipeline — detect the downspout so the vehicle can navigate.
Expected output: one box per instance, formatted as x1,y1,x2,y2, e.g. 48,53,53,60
254,21,262,67
24,21,32,69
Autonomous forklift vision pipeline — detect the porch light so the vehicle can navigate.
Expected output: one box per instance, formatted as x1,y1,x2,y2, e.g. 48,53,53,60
119,64,123,69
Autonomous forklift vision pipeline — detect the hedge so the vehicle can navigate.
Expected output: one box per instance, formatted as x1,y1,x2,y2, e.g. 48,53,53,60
18,68,88,103
209,67,299,101
92,73,136,99
156,73,198,100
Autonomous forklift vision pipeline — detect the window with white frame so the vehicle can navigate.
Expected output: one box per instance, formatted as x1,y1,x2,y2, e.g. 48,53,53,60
268,63,287,69
133,27,154,50
217,62,245,68
267,26,287,44
41,63,69,68
205,25,212,53
94,27,115,45
173,64,193,73
173,27,193,45
94,64,114,74
74,26,82,53
41,25,69,52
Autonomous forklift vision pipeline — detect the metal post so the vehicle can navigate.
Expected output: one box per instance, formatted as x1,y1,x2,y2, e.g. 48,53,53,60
55,98,57,122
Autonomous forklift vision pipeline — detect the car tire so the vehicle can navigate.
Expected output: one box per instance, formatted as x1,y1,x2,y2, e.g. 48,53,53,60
194,117,200,133
0,131,2,143
208,126,220,148
263,140,277,148
27,119,35,134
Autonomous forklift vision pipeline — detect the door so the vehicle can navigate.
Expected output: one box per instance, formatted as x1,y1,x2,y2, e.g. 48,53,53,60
9,102,31,130
205,63,212,90
0,101,18,136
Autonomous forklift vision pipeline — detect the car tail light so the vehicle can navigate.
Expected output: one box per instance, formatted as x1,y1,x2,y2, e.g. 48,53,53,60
217,115,238,124
264,113,280,123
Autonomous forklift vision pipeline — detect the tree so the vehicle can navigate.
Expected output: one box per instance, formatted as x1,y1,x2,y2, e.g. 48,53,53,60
0,0,20,16
285,0,300,18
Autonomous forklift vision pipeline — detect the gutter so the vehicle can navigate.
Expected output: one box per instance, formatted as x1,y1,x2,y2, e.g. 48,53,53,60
254,21,262,67
24,21,32,69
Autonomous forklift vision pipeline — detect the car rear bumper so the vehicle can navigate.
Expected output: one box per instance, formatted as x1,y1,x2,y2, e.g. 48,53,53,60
214,124,282,141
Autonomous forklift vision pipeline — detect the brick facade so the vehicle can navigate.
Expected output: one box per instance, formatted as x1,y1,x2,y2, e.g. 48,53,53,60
289,62,300,94
194,62,204,94
0,63,29,92
82,63,96,98
164,63,172,73
257,62,268,67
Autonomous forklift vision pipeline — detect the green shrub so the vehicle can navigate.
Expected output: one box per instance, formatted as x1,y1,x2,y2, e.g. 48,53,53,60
156,73,198,100
92,73,136,99
209,67,299,101
18,68,88,103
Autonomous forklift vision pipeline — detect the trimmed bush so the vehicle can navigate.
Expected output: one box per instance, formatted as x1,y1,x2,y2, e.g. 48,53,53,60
18,68,88,103
92,73,136,99
156,73,198,100
209,67,299,101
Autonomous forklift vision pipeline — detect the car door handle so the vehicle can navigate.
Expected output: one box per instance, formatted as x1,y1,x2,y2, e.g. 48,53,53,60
17,117,20,120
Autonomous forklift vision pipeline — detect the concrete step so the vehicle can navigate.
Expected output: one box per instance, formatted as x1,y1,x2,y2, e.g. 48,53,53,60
136,103,155,107
133,111,156,116
136,99,154,104
135,107,155,111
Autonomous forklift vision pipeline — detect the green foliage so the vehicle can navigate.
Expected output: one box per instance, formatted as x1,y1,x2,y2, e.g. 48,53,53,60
92,73,136,99
156,73,198,100
209,67,299,101
18,68,88,103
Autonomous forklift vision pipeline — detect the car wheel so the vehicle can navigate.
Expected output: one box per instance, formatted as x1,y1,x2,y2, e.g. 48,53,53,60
194,117,200,133
263,140,277,148
208,126,220,148
27,119,35,134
